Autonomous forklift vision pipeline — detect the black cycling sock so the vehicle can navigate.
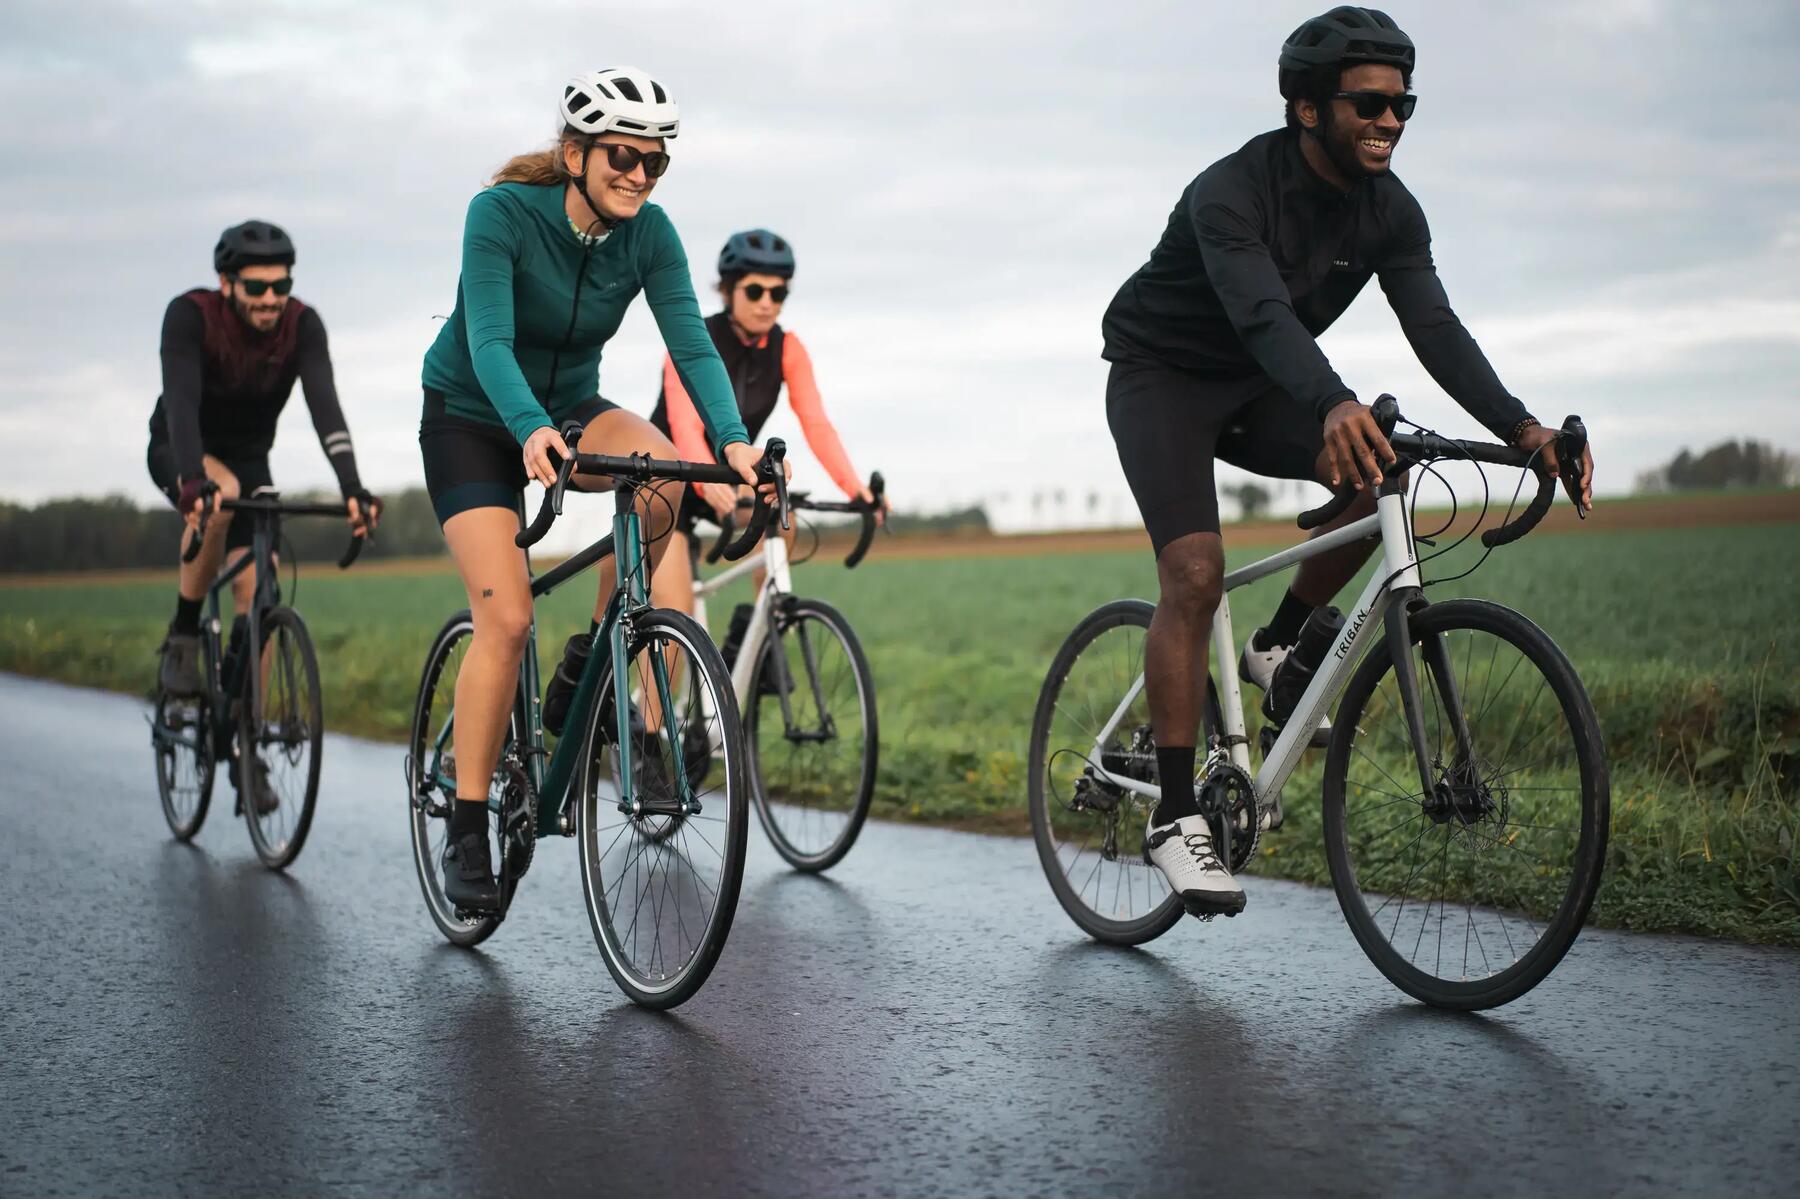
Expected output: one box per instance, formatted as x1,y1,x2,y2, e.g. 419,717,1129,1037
1259,590,1313,650
589,618,601,637
1153,745,1199,825
172,596,203,636
450,797,488,839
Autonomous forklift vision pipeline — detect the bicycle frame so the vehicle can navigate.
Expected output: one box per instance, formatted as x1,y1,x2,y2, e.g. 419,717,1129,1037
1086,478,1427,824
690,529,796,707
190,509,285,755
415,486,697,841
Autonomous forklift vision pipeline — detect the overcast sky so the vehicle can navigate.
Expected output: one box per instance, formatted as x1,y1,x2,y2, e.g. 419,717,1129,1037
2,0,1797,538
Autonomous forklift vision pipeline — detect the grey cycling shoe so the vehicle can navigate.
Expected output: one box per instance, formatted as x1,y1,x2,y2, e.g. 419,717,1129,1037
159,632,203,697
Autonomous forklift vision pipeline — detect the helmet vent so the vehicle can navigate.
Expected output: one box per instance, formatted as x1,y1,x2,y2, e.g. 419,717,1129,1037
651,81,667,103
612,77,644,103
566,90,591,114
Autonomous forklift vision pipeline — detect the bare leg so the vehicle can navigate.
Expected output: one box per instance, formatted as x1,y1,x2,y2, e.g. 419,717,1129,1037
442,507,535,803
571,410,685,625
176,456,242,604
1145,532,1225,750
1291,482,1382,607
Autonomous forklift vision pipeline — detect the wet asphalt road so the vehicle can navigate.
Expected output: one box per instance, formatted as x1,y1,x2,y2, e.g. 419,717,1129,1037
1,673,1797,1197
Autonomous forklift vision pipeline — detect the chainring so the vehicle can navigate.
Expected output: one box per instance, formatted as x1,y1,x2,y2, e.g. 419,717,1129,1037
497,754,536,883
1197,758,1262,873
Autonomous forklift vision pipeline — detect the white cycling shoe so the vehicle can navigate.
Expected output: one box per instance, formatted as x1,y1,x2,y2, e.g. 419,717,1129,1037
1239,634,1332,749
1146,814,1245,918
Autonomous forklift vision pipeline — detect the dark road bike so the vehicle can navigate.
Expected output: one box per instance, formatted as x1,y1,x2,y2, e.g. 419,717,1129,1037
1029,397,1606,1010
150,496,364,869
405,427,788,1009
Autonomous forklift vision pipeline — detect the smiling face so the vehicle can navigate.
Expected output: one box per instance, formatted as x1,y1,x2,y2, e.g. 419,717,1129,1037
725,272,787,337
1316,62,1407,179
563,132,664,224
218,263,291,333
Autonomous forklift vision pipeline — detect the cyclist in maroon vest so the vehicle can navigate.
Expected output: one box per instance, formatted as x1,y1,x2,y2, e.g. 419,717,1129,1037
149,221,379,697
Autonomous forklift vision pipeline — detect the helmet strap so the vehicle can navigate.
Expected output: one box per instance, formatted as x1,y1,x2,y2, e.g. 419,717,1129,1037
569,144,619,238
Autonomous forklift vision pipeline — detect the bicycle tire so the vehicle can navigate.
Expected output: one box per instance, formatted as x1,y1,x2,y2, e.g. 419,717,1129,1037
747,597,878,873
1028,599,1223,946
406,611,505,948
241,606,322,870
1323,598,1609,1010
153,687,215,842
577,607,748,1009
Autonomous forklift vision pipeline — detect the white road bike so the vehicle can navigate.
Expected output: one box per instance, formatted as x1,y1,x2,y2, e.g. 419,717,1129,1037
672,474,886,872
1029,398,1607,1010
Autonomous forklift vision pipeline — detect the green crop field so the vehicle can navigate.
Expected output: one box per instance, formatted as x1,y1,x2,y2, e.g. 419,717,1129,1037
2,521,1795,945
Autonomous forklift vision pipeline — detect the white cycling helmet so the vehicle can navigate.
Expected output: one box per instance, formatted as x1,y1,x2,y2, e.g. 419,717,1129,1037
560,67,680,139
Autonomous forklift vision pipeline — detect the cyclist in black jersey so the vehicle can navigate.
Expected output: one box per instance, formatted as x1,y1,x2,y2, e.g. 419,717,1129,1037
1103,7,1596,915
150,220,379,698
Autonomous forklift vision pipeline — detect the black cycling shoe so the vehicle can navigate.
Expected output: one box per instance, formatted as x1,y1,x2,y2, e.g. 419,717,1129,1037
542,631,593,738
239,755,279,816
159,632,203,697
442,829,501,912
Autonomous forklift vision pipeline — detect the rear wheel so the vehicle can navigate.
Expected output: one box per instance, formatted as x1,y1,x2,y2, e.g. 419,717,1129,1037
578,608,747,1009
407,611,514,948
1323,599,1609,1010
240,607,322,870
1028,599,1223,945
747,597,878,873
153,688,215,841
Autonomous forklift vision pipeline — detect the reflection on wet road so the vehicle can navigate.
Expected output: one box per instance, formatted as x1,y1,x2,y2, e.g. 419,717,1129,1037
2,675,1795,1195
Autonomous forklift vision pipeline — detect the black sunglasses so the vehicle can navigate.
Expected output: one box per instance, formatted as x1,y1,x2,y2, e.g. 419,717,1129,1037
591,142,671,179
1333,91,1416,122
740,283,788,303
231,276,293,297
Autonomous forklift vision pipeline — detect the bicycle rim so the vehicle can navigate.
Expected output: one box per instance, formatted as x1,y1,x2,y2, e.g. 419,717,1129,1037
1030,599,1202,945
579,609,747,1009
407,612,504,948
748,599,877,873
1324,599,1609,1009
154,689,214,841
241,608,322,870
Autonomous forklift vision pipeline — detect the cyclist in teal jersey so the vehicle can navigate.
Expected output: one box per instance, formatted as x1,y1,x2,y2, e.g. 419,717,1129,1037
418,67,777,911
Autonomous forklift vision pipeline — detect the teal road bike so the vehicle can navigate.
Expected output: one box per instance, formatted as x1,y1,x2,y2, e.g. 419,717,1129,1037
406,427,789,1009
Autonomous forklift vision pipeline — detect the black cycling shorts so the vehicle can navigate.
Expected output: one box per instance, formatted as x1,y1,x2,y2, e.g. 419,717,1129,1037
419,389,619,525
147,439,275,553
1105,359,1328,556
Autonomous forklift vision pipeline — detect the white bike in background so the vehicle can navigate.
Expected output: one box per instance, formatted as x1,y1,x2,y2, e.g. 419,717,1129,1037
673,473,886,872
1029,398,1607,1010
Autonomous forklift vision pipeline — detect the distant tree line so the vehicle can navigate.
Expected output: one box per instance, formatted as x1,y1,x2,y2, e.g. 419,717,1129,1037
884,505,991,535
0,488,447,573
1636,440,1797,493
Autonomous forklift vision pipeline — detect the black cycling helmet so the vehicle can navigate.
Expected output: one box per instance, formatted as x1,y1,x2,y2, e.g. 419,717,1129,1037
214,220,296,274
1280,7,1415,74
717,229,794,279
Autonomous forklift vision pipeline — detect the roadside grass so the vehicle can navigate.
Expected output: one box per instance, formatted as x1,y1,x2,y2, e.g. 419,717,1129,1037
1,522,1793,945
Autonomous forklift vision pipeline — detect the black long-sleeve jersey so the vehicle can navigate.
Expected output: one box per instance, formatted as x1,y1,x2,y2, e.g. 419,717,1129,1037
148,289,363,494
1102,129,1530,439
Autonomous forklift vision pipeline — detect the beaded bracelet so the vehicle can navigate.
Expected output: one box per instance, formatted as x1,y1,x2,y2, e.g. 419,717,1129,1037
1508,417,1541,447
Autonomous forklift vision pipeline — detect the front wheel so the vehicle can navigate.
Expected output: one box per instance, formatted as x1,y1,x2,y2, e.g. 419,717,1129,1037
747,597,878,873
1323,599,1609,1010
1028,599,1223,946
577,608,748,1009
240,607,322,870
